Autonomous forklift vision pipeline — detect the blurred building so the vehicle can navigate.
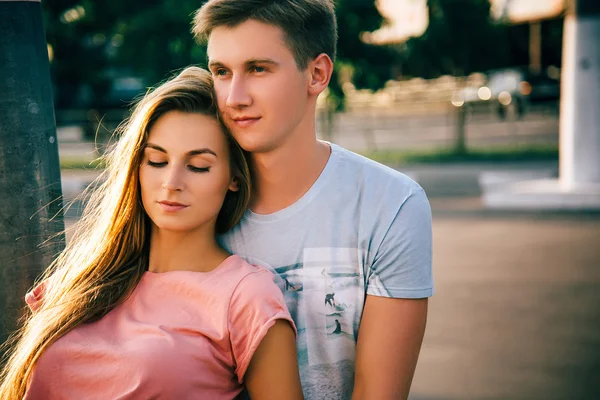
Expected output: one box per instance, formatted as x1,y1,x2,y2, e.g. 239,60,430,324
338,0,566,114
371,0,565,75
491,0,564,23
371,0,564,43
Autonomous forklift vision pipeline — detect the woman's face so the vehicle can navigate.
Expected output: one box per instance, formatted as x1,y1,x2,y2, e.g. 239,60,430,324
139,110,238,234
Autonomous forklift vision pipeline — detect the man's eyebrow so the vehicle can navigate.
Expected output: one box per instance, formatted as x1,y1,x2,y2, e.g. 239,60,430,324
208,58,279,69
145,144,217,157
246,58,279,66
208,60,225,70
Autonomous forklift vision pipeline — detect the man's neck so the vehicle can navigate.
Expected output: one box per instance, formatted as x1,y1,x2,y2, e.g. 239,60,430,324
249,137,331,215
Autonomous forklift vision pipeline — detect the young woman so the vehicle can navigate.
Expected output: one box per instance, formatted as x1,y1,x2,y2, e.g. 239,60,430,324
0,67,303,400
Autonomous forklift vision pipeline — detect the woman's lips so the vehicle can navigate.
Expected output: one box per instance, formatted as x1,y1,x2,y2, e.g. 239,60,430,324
158,201,188,212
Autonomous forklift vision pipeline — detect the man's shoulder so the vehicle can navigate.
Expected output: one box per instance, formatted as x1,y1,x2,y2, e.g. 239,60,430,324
330,143,423,195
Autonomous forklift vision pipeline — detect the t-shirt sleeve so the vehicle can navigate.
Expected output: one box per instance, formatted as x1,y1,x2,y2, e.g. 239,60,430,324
366,188,434,299
25,280,48,312
228,269,297,383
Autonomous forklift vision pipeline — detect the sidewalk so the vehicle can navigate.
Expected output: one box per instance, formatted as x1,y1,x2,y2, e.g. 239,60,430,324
411,212,600,400
61,168,103,196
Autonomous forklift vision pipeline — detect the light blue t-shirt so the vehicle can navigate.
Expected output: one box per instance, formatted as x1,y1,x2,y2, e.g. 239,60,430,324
219,143,434,399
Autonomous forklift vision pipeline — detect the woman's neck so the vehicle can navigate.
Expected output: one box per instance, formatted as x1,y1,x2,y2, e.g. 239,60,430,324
146,227,229,273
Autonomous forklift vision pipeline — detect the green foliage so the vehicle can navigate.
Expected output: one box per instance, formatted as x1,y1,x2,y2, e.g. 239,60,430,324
360,144,559,166
110,0,209,84
44,0,393,111
403,0,510,78
43,0,112,108
44,1,208,109
330,0,397,110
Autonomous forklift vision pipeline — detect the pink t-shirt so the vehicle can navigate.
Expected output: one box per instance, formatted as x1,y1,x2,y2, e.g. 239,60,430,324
24,255,296,400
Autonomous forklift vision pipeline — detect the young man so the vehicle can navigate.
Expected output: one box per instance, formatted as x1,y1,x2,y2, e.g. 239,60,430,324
193,1,433,398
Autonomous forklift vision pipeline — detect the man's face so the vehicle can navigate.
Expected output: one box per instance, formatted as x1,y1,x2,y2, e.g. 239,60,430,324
207,20,310,154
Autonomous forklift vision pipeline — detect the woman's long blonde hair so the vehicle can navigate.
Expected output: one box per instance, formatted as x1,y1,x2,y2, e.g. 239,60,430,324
0,66,250,399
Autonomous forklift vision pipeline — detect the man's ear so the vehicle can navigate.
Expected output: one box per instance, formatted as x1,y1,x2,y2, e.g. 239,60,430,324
228,176,241,192
307,53,334,96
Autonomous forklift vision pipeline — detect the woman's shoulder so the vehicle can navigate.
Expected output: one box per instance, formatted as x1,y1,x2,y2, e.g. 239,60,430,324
222,255,275,280
227,256,292,332
220,255,280,297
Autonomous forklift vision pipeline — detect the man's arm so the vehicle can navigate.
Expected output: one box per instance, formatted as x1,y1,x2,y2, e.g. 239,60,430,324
352,296,428,400
354,187,433,399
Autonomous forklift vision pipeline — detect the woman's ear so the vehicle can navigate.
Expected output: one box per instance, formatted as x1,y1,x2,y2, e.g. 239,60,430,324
229,176,240,192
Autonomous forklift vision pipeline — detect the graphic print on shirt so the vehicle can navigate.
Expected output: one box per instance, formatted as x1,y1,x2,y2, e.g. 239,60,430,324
275,247,365,368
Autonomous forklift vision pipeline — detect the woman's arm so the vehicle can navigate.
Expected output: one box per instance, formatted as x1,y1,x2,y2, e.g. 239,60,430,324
244,319,303,400
25,280,48,312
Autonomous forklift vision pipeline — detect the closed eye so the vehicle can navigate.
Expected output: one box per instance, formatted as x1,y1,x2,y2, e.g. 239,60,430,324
147,160,167,168
188,166,210,173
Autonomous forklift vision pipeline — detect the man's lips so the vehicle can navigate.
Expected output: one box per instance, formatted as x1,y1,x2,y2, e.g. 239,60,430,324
231,116,261,128
157,201,188,212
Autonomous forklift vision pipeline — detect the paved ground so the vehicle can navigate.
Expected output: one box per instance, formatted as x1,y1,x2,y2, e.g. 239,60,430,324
410,202,600,400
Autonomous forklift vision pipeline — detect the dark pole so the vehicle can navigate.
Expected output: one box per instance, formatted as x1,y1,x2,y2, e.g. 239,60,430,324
529,20,542,74
0,0,65,353
454,106,466,155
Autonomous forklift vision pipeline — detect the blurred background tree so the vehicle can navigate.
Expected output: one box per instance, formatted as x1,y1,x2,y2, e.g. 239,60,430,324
42,0,564,115
402,0,510,78
106,0,208,85
43,0,395,112
329,0,397,110
43,0,206,109
400,0,564,79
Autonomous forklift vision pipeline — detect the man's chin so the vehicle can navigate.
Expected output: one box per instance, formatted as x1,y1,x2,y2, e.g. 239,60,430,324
230,130,261,150
235,139,276,155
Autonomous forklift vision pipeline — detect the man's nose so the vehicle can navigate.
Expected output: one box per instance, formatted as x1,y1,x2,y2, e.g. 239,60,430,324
226,76,252,109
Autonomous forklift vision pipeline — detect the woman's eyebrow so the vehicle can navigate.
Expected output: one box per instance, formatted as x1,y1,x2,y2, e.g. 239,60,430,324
187,148,217,157
145,143,166,153
145,143,217,157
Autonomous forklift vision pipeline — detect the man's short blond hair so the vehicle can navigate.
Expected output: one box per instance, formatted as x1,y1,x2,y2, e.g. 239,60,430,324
193,0,337,69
